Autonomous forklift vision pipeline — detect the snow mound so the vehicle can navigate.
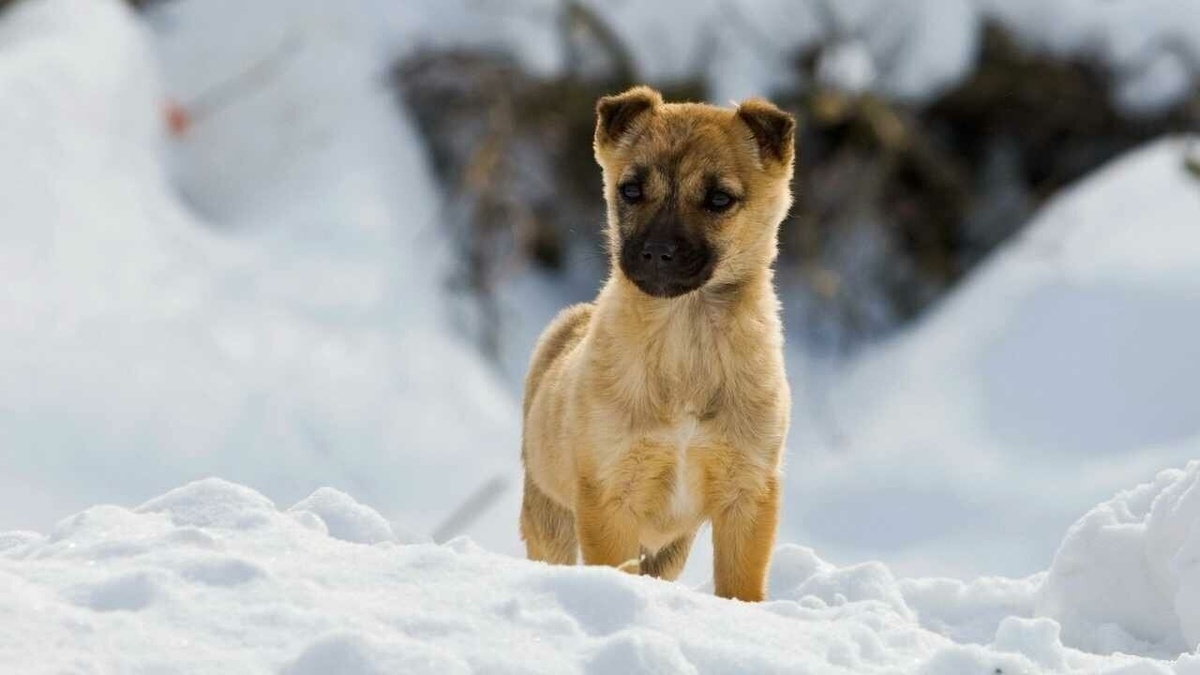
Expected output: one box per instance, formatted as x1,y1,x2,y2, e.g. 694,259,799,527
769,545,915,621
2,478,1193,673
289,487,416,545
138,477,277,529
0,0,521,554
792,136,1200,578
1039,460,1200,657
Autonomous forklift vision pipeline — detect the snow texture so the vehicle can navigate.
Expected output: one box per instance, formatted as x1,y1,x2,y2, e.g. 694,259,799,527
1039,461,1200,657
4,476,1200,673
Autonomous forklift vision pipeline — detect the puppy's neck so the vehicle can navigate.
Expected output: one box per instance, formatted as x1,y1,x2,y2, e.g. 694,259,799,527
601,268,775,330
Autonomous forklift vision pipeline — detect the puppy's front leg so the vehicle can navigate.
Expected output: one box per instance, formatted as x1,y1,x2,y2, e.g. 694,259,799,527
712,474,780,601
575,474,641,571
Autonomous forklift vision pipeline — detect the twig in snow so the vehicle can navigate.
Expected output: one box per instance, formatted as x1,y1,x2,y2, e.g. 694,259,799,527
431,475,509,543
1186,137,1200,178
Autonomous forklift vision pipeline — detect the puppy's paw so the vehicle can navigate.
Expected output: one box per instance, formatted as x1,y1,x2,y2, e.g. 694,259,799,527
616,554,645,574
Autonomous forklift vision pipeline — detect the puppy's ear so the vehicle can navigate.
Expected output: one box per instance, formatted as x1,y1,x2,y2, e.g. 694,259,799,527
595,86,662,148
737,98,796,165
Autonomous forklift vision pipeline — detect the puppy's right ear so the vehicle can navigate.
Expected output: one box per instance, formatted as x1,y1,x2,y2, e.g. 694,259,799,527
595,86,661,149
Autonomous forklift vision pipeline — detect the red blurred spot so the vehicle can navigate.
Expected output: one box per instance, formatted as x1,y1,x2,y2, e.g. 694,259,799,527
163,100,191,137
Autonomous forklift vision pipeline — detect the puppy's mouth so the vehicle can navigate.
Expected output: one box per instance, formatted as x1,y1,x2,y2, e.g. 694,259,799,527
618,242,715,299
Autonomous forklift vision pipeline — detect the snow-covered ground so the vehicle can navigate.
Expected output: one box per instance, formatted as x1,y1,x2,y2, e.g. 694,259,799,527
5,471,1200,673
4,0,1200,671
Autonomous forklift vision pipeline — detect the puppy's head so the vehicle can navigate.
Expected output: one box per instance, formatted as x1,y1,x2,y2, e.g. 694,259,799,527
593,86,795,299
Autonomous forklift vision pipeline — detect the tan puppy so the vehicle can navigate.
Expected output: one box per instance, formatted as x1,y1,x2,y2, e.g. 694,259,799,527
520,86,794,602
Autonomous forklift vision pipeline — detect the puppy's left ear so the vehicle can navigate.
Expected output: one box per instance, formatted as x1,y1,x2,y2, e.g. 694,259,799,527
737,98,795,166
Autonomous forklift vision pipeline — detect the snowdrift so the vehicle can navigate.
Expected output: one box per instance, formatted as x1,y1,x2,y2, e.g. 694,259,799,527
0,0,521,553
4,472,1200,673
787,136,1200,578
1041,461,1200,658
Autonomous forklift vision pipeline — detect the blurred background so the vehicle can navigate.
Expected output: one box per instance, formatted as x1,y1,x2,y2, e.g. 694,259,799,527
1,0,1199,581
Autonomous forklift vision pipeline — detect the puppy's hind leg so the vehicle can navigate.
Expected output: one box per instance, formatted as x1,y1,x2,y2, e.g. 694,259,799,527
520,473,578,564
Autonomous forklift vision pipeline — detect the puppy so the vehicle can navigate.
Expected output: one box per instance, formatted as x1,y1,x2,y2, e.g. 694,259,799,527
520,86,794,601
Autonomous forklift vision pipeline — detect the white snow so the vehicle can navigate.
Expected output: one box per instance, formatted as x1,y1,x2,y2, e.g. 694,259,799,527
1039,460,1200,657
3,476,1200,673
0,0,521,555
781,135,1200,580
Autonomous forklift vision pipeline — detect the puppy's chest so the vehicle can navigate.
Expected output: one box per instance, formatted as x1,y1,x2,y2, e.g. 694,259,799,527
614,336,729,418
651,410,710,514
594,406,718,521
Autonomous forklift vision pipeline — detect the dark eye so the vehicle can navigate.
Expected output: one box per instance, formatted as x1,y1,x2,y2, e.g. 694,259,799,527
705,190,734,211
620,182,643,203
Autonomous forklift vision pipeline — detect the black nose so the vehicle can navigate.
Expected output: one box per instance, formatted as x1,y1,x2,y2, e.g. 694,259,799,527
641,241,677,263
